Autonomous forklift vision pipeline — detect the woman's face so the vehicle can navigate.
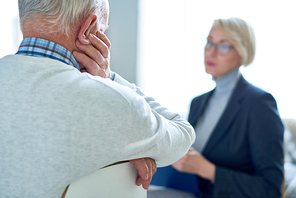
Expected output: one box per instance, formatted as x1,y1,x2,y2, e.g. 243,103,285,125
204,26,242,79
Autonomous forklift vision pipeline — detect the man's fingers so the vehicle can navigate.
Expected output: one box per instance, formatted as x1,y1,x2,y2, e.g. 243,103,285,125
89,33,110,60
146,159,153,181
129,158,157,190
73,32,111,78
130,158,149,180
73,50,96,70
151,159,157,175
96,31,111,49
135,177,151,190
73,51,106,77
75,39,108,69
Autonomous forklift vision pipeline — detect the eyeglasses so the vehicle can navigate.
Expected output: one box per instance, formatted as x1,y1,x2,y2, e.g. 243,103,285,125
205,40,234,55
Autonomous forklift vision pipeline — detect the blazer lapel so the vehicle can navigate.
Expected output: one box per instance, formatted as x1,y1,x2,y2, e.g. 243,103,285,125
202,76,247,155
189,91,213,127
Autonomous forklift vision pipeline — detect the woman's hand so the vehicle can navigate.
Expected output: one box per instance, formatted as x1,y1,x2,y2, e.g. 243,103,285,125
73,31,111,78
172,147,216,182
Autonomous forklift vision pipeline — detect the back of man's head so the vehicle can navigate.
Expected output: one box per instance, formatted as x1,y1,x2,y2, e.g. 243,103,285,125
18,0,108,36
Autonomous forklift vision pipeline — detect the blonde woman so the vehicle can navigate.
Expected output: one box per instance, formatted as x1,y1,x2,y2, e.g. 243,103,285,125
171,18,284,198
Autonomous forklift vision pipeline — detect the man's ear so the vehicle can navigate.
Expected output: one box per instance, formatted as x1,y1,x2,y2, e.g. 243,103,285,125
78,14,98,45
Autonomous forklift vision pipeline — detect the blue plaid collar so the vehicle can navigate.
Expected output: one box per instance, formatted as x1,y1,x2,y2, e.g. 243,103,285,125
16,37,80,70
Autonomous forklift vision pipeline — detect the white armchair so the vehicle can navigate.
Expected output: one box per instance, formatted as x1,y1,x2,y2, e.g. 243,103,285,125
62,162,147,198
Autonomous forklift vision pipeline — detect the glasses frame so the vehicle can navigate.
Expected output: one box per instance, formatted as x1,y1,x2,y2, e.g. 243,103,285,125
205,40,234,55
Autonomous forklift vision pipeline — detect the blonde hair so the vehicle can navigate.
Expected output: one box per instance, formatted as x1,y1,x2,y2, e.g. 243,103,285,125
213,17,256,66
18,0,108,36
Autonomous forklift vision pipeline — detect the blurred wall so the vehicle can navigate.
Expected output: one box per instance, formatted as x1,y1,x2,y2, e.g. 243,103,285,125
107,0,139,84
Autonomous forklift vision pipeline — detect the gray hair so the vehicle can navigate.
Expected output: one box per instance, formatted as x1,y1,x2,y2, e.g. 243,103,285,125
18,0,108,36
213,18,256,66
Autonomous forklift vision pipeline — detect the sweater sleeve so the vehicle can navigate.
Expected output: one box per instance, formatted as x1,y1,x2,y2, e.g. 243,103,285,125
113,73,196,167
213,93,284,198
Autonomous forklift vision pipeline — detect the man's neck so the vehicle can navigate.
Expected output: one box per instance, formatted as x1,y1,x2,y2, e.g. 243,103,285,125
21,17,78,54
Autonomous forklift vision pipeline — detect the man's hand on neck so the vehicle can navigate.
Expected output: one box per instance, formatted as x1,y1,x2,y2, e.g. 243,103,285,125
73,31,111,78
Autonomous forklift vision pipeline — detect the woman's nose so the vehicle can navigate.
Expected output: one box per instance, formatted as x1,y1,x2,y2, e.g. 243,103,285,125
206,46,217,57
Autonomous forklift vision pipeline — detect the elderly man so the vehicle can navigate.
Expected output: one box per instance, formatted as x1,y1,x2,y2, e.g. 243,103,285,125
0,0,195,197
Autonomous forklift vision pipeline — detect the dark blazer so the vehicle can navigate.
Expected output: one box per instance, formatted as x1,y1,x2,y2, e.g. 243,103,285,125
188,75,284,198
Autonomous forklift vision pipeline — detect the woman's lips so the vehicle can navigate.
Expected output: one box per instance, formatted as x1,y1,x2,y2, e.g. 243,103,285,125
206,61,215,66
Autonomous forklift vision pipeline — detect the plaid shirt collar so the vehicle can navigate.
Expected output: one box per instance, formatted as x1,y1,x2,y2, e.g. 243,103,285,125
16,37,80,70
